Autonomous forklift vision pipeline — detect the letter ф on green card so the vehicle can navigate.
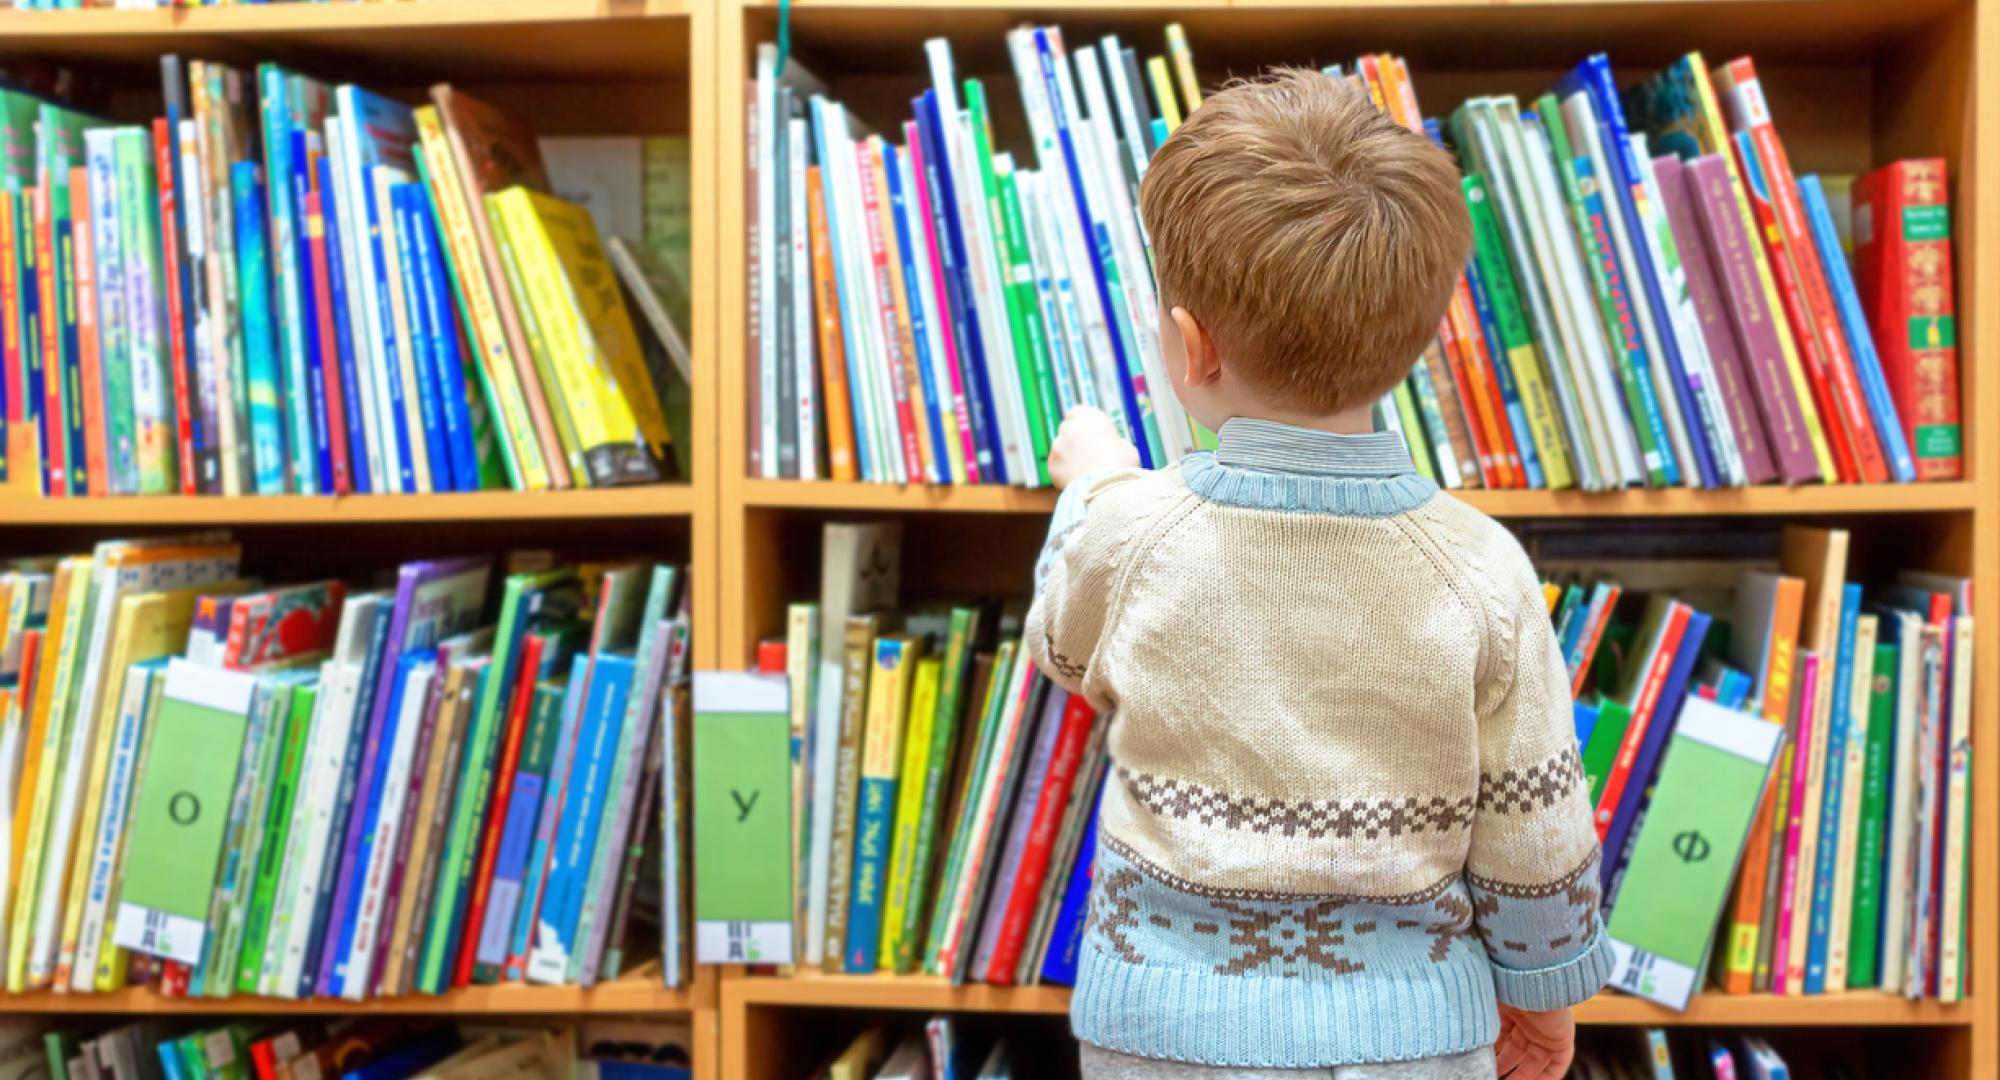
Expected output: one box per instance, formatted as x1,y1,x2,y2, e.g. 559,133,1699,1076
693,671,794,965
1606,694,1782,1010
111,659,259,967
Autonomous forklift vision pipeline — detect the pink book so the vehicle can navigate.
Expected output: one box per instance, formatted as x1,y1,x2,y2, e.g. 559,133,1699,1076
1772,651,1820,995
1653,154,1778,485
903,120,981,484
1686,153,1821,484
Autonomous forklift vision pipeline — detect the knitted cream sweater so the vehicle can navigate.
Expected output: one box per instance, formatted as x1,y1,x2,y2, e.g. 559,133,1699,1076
1027,418,1612,1069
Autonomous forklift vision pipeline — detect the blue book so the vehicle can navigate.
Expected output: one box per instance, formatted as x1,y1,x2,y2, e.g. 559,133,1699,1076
528,651,635,982
156,1041,186,1080
592,1065,692,1080
362,164,417,493
1567,54,1713,487
257,66,310,494
1717,668,1755,711
338,1029,460,1080
233,161,289,495
882,140,952,483
1568,151,1676,487
913,91,998,479
1601,606,1712,897
389,183,452,493
506,663,589,982
1805,582,1864,992
1573,702,1601,748
16,191,46,493
54,198,86,495
290,126,334,495
1798,174,1916,484
316,153,370,495
1040,779,1103,986
1463,260,1545,488
407,187,481,492
806,96,879,483
297,601,393,997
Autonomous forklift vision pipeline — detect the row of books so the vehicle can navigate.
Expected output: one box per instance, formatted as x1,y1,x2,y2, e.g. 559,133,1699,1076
808,1023,1018,1080
0,62,694,500
1554,525,1972,1007
745,29,1964,489
0,540,692,1001
0,1016,691,1080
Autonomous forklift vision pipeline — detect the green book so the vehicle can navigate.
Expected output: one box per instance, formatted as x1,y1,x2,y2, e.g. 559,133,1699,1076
692,671,793,964
111,659,257,967
236,678,317,993
994,162,1060,470
1847,638,1899,988
877,654,940,970
206,674,303,996
892,606,979,972
1606,694,1782,1009
43,1030,77,1080
1391,382,1435,482
964,80,1051,484
922,640,1015,975
1580,698,1633,807
420,566,576,989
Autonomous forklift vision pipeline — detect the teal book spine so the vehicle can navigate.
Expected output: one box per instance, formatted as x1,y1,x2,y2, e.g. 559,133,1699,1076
233,160,287,495
1805,583,1862,991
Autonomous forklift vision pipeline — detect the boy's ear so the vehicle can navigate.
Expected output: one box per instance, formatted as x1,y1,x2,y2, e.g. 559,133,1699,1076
1173,306,1221,388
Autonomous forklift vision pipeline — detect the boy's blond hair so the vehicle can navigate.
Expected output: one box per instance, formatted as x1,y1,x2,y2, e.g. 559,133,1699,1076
1139,68,1472,414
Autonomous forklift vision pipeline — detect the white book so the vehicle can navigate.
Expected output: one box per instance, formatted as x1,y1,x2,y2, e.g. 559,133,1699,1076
1023,169,1101,418
1560,91,1683,485
1012,169,1079,418
372,164,431,494
658,683,685,988
1785,625,1838,993
69,663,160,992
323,122,389,495
1905,622,1944,998
1825,612,1878,989
897,136,962,482
974,150,1040,482
754,44,781,479
84,129,133,495
1518,115,1644,489
1006,30,1128,446
789,116,817,482
339,656,433,1000
1629,134,1746,487
820,107,898,483
1877,608,1921,993
179,118,226,496
1936,615,1972,1003
1098,35,1152,185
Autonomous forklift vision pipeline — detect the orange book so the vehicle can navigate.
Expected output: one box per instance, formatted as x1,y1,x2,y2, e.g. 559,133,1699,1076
11,558,78,893
1445,278,1524,488
806,167,857,482
68,172,108,499
1720,572,1806,993
1432,294,1501,488
5,628,41,893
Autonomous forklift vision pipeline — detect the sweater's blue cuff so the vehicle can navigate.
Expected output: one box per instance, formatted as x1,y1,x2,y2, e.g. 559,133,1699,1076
1489,924,1615,1011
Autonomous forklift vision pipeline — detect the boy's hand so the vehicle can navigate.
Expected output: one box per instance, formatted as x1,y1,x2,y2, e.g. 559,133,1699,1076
1494,1005,1574,1079
1048,407,1140,490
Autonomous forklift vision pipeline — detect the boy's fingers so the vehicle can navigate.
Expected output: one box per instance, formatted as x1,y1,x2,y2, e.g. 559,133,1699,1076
1494,1038,1526,1077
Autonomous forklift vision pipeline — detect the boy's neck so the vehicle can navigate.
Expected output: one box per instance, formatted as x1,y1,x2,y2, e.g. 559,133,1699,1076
1226,402,1379,437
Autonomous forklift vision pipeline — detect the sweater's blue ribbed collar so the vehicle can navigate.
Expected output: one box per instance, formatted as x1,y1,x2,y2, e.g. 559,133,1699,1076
1182,418,1436,517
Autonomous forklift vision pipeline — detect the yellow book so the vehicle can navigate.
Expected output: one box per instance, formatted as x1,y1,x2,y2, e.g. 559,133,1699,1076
500,187,674,481
414,106,550,492
1165,24,1202,113
485,195,590,485
878,655,940,971
58,576,240,992
1686,55,1836,481
10,561,76,898
8,556,92,991
1147,57,1182,132
848,636,919,970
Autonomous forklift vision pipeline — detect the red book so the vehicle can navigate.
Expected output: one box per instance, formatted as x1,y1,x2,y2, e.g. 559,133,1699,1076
1,194,20,449
1853,159,1963,481
153,118,197,496
450,632,549,987
756,638,786,674
982,693,1096,984
1714,57,1888,484
1593,601,1692,837
304,188,351,494
68,171,108,499
33,184,63,497
1570,584,1622,699
158,959,190,996
1450,276,1526,488
1433,291,1500,488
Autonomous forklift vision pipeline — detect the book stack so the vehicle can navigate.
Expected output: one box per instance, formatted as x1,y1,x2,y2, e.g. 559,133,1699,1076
0,541,692,1001
746,30,1963,491
1549,524,1973,1005
1575,1028,1799,1079
804,1022,1026,1080
0,1015,691,1080
0,64,693,499
774,522,1099,987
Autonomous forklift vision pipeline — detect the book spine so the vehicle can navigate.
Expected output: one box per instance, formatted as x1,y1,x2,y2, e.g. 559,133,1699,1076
1848,638,1898,988
853,142,925,482
892,610,975,972
459,641,551,985
1826,611,1877,988
1593,607,1690,835
1855,160,1961,481
597,706,664,981
575,641,667,987
1906,627,1944,998
68,179,106,497
1937,616,1972,1002
232,163,288,494
820,616,874,969
1773,652,1821,994
912,95,991,482
505,669,586,982
1800,175,1915,483
844,638,914,973
901,125,969,484
1785,640,1837,994
788,118,818,482
313,155,365,495
527,655,632,984
913,90,1002,481
1805,588,1860,991
304,190,351,494
888,139,953,485
984,693,1094,983
877,656,939,971
805,168,858,481
34,181,65,496
390,185,452,493
1601,610,1710,897
1439,276,1514,487
1459,174,1552,489
238,684,312,994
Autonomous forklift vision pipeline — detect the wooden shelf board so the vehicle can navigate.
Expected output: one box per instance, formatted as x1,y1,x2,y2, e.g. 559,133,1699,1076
0,975,691,1016
728,973,1970,1026
0,0,687,36
740,479,1976,516
0,487,695,526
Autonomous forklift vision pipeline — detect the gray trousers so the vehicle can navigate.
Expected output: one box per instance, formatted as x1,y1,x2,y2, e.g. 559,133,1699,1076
1079,1045,1499,1080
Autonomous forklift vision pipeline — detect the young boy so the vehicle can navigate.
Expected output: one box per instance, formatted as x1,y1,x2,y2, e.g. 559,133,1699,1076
1027,70,1610,1080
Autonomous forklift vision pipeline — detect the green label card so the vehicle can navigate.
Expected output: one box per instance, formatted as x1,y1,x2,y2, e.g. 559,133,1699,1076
693,671,793,965
1607,694,1783,1009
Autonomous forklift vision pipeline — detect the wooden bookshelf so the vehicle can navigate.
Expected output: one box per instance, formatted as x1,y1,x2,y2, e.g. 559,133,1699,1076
713,0,1998,1078
0,967,692,1017
0,486,696,526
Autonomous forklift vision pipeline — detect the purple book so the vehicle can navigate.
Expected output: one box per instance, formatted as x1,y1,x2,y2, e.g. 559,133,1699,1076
969,684,1069,980
1684,153,1821,484
315,556,493,997
1653,155,1778,486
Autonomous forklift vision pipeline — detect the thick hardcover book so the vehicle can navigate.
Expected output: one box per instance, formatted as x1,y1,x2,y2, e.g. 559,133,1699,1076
1852,159,1962,481
1798,176,1915,483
